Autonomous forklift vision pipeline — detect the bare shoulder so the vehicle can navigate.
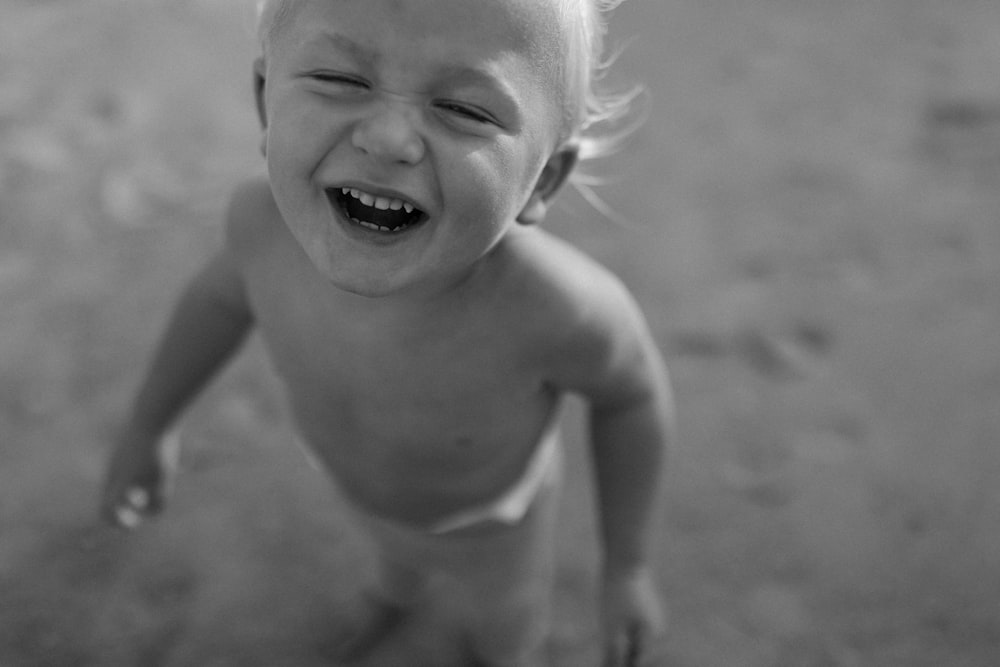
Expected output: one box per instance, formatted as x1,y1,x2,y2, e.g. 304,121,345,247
223,176,280,259
496,228,662,399
499,227,634,317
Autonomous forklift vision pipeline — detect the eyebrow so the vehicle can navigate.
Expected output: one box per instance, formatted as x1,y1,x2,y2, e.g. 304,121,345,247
312,31,377,67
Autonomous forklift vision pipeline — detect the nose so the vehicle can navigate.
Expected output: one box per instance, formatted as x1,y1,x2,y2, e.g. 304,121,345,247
351,101,425,165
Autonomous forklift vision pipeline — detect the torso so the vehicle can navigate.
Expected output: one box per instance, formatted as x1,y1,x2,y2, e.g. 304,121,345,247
229,181,595,525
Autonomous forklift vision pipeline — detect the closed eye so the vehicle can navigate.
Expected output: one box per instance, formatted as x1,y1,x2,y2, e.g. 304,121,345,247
435,101,497,126
307,71,369,89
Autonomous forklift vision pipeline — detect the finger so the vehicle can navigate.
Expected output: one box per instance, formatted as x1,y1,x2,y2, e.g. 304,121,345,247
99,484,130,525
110,486,155,529
126,487,150,510
114,504,144,530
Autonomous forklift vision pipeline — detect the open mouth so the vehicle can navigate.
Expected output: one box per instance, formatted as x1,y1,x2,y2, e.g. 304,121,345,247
328,187,426,233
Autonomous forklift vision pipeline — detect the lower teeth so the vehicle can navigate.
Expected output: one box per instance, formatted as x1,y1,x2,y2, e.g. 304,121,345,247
353,217,406,233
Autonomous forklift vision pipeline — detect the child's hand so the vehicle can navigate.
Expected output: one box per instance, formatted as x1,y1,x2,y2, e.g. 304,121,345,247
99,428,180,529
600,565,667,667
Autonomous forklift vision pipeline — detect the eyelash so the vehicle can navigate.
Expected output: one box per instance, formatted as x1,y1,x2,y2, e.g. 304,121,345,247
309,72,369,88
434,102,495,125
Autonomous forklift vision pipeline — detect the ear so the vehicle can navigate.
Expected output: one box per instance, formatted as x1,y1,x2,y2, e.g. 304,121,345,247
253,58,268,156
516,143,579,226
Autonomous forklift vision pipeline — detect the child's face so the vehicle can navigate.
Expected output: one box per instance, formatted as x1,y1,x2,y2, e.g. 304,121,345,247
257,0,576,297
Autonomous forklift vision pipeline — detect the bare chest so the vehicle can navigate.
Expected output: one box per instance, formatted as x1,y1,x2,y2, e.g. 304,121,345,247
246,265,556,458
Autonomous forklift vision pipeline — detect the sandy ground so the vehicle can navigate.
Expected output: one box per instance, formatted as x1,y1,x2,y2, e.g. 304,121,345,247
2,0,1000,665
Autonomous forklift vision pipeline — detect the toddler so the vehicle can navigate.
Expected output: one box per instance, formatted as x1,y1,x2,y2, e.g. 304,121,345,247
101,0,673,664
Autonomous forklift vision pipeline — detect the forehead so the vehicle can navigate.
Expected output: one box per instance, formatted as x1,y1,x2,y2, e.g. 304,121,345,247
267,0,567,82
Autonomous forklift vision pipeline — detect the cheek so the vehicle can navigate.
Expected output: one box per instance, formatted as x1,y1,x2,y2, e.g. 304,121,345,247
264,100,338,219
452,140,544,220
263,105,328,240
266,91,334,166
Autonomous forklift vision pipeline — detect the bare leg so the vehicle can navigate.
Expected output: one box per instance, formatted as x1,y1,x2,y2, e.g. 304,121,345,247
460,503,558,666
463,592,553,667
376,556,428,608
329,558,428,662
455,449,562,667
469,641,550,667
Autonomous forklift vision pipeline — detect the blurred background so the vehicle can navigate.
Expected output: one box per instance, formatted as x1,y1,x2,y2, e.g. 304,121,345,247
2,0,1000,665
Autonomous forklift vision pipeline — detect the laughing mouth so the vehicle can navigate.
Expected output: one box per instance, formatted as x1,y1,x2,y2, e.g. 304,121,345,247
329,187,426,233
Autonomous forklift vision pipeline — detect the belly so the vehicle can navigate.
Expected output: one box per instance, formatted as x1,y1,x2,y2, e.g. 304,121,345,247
249,282,562,524
287,384,562,526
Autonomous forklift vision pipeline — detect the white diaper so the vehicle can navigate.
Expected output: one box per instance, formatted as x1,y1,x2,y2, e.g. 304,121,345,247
427,429,561,535
293,427,562,535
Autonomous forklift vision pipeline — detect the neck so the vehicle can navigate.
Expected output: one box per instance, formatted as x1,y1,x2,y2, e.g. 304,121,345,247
324,250,495,329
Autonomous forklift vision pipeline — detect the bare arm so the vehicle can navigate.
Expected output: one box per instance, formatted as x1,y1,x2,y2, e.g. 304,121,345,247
589,336,673,576
589,336,673,667
550,270,674,665
101,207,255,526
573,289,674,578
125,249,254,437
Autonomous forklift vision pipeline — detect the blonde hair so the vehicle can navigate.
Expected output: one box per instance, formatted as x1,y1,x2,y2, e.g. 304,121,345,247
558,0,642,162
255,0,642,204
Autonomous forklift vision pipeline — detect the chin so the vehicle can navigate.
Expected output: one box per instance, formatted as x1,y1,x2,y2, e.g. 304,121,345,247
331,279,398,299
316,263,410,299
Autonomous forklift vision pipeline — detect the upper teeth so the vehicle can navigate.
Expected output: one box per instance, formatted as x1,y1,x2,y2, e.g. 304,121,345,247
343,187,414,213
